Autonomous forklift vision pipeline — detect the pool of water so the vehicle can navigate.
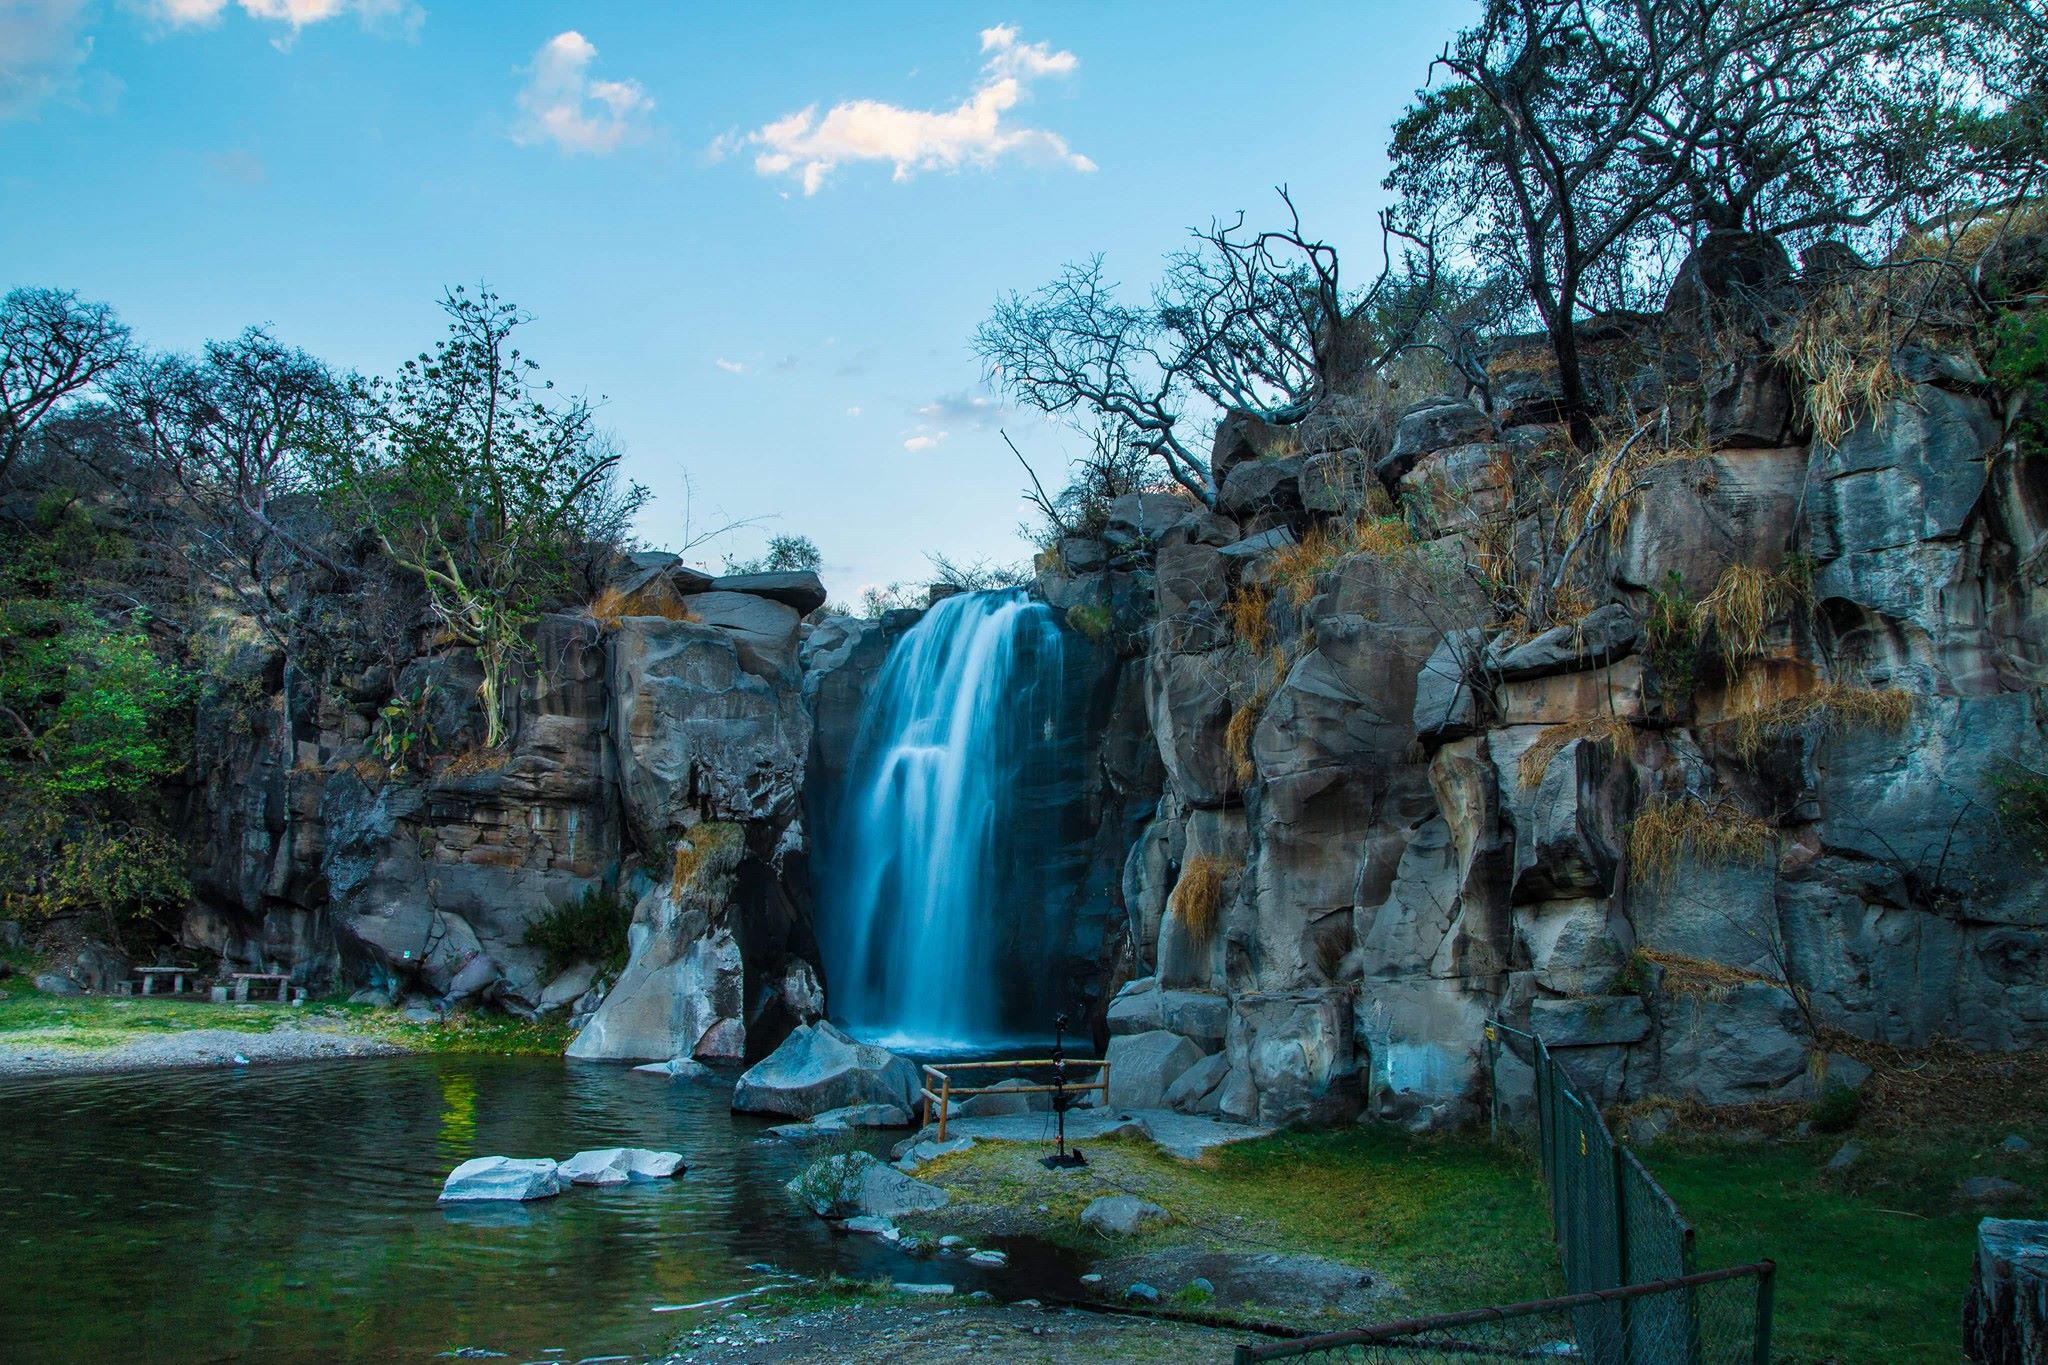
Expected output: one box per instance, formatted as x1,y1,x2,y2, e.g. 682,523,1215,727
0,1055,1071,1363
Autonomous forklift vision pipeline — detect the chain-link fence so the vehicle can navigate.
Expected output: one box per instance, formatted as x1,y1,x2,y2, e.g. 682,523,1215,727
1487,1019,1699,1298
1230,1019,1776,1362
1232,1262,1777,1364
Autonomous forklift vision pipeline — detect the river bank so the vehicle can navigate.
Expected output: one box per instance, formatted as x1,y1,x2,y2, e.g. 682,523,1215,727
0,971,571,1077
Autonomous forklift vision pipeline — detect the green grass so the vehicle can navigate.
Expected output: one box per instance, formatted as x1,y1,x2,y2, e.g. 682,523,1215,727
914,1125,1559,1319
1647,1122,2048,1364
0,973,569,1056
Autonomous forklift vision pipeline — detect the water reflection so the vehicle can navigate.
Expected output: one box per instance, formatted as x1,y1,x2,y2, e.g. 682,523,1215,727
0,1056,1063,1363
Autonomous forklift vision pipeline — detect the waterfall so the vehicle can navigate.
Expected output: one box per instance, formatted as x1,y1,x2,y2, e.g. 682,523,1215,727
818,589,1084,1049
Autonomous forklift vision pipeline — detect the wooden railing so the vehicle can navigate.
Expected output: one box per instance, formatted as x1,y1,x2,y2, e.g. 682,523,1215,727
919,1058,1110,1140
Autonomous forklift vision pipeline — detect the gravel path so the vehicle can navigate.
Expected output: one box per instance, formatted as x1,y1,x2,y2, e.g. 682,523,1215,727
0,1026,407,1078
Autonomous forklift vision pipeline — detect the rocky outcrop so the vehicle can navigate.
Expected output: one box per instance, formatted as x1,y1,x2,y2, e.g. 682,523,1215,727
1058,230,2048,1129
1964,1219,2048,1365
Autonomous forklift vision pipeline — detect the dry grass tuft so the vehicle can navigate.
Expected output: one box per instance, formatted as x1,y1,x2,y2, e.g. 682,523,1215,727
1226,687,1268,787
1725,680,1913,760
590,585,697,630
1629,947,1779,1000
1224,582,1273,656
1168,854,1232,947
1627,796,1775,886
1515,715,1637,788
670,822,744,902
440,747,508,779
1698,563,1806,665
1269,516,1417,606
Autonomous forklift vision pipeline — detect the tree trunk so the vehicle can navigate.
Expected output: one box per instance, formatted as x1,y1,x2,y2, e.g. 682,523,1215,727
1549,312,1596,451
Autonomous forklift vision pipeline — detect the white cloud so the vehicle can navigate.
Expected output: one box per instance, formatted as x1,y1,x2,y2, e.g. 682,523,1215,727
846,405,862,417
903,432,948,452
718,25,1093,195
512,30,652,156
141,0,422,40
713,357,745,373
0,0,94,117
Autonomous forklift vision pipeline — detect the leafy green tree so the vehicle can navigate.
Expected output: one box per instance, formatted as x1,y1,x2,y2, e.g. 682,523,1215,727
319,287,645,746
0,504,190,936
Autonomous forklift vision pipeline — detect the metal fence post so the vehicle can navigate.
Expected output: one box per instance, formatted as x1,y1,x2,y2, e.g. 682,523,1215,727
1753,1259,1776,1365
1486,1023,1500,1145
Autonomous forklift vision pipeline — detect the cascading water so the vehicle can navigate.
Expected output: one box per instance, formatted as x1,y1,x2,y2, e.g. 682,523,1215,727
816,589,1088,1049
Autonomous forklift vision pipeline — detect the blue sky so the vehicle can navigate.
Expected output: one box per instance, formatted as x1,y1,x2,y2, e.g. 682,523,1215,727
2,1,1469,600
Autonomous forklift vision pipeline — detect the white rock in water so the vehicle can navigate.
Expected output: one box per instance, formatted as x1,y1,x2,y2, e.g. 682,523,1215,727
557,1147,686,1185
967,1249,1008,1267
893,1283,955,1297
439,1156,563,1203
842,1214,897,1236
632,1057,715,1081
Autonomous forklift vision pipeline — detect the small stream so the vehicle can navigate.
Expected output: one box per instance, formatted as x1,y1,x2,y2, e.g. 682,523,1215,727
0,1055,1077,1363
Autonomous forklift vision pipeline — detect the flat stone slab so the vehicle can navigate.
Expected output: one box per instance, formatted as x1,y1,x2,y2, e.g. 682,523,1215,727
557,1147,686,1185
439,1156,563,1203
923,1108,1271,1161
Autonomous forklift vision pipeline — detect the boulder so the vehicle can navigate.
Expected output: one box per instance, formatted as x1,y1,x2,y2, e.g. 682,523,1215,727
438,1156,563,1203
1613,447,1806,596
1211,410,1300,488
1964,1219,2048,1365
786,1151,949,1219
1105,492,1193,550
731,1021,920,1119
1163,1051,1231,1114
1082,1195,1170,1238
1527,995,1650,1047
813,1103,914,1129
1227,990,1361,1125
1218,455,1307,524
708,571,828,614
566,899,745,1063
1414,629,1485,741
557,1148,686,1185
1381,397,1494,483
1960,1177,2033,1209
683,591,803,680
1299,448,1376,514
33,973,83,995
1486,604,1639,680
1105,1030,1204,1109
1106,977,1164,1036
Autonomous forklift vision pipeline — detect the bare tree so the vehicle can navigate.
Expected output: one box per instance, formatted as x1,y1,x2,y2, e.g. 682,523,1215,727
977,191,1440,506
1,288,133,484
1389,0,2026,448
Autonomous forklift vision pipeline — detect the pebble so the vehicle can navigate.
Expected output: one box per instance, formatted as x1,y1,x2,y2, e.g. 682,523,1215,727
939,1235,967,1248
2001,1134,2033,1154
1188,1276,1216,1296
967,1249,1008,1267
894,1282,956,1297
1079,1273,1102,1286
1124,1282,1161,1304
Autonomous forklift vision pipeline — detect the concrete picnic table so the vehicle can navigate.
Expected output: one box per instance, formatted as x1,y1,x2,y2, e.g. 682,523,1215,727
231,972,292,1003
133,966,199,996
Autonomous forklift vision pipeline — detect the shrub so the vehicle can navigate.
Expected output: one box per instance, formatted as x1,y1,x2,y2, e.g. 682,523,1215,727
1990,760,2048,860
1168,854,1232,947
520,884,632,979
589,585,697,630
1811,1083,1863,1134
1989,308,2048,453
1642,572,1700,696
671,822,744,902
1627,796,1775,886
1066,602,1113,641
